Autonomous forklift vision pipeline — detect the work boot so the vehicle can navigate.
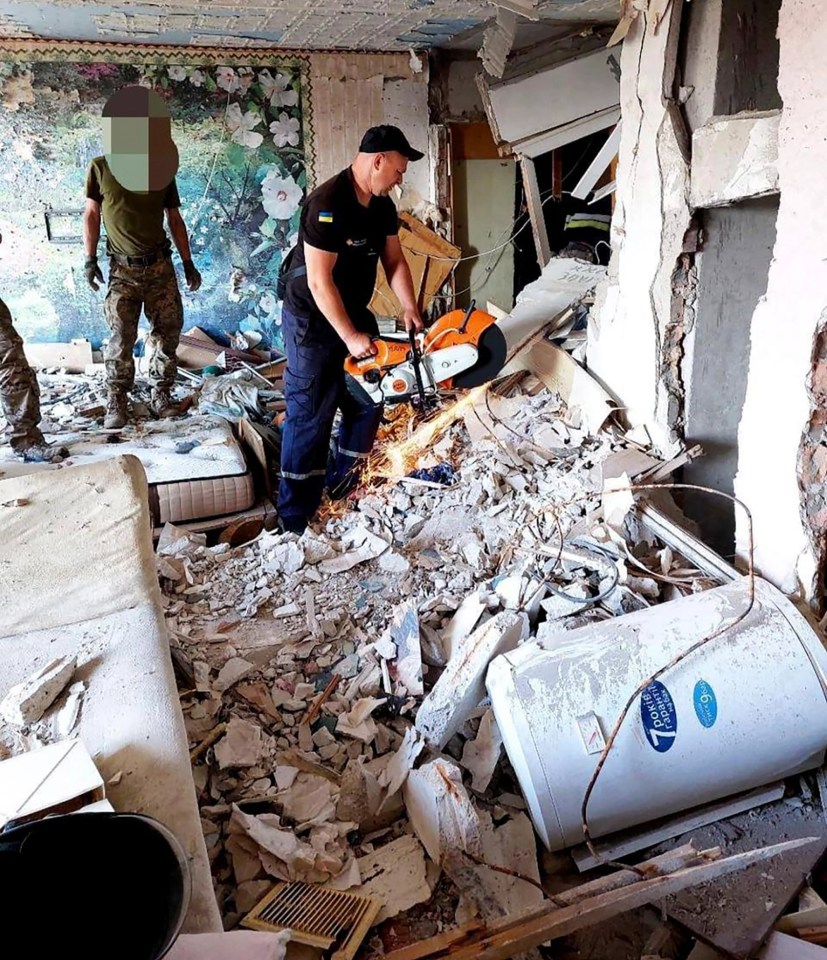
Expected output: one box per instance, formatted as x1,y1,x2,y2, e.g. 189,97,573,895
150,388,179,419
18,441,70,463
104,392,128,429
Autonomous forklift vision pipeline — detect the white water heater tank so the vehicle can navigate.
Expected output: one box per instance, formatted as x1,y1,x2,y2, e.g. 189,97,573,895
486,577,827,851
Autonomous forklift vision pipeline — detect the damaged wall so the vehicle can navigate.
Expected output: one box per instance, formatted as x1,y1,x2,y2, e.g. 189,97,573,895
734,0,827,597
0,45,310,348
586,1,692,455
0,45,431,348
308,52,431,202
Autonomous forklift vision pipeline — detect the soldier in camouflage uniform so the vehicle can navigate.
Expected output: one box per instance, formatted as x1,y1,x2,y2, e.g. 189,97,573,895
0,296,68,462
82,87,201,429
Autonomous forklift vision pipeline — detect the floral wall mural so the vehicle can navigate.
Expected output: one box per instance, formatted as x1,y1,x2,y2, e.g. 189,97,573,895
0,45,314,352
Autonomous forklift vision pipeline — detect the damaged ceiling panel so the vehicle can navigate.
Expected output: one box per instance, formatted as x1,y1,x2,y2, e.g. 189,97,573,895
0,1,618,49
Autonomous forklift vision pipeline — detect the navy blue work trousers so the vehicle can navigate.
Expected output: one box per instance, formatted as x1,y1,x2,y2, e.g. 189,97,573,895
278,306,383,527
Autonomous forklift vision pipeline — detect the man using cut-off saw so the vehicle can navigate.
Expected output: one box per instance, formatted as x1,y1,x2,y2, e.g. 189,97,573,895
278,125,424,534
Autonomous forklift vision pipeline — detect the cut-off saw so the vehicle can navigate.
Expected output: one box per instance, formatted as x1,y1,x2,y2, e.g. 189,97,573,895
343,301,507,408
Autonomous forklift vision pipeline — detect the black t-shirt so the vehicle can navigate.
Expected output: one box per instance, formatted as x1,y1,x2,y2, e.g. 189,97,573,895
284,168,398,345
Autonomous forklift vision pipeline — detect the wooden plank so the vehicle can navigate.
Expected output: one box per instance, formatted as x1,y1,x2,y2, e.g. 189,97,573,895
761,933,827,958
370,212,460,317
383,839,818,960
776,905,827,935
572,782,785,872
519,155,551,267
662,800,827,959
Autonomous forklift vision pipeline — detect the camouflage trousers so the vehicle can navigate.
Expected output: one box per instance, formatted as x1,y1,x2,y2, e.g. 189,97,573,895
104,255,184,396
0,297,44,452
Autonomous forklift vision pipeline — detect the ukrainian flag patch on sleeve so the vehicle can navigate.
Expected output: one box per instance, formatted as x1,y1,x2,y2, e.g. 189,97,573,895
318,211,333,223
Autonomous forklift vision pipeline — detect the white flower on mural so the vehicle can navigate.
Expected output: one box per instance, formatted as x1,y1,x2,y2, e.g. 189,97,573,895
261,170,303,221
226,103,263,149
189,69,205,87
217,66,242,93
259,290,277,316
258,69,299,108
167,65,187,82
270,112,301,148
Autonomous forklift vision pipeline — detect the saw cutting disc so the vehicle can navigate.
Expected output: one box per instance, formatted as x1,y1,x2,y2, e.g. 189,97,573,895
451,323,508,389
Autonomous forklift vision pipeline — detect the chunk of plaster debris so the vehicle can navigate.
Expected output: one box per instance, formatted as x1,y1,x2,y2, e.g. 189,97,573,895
279,774,336,827
415,611,525,748
53,681,86,739
272,602,301,619
214,657,255,693
319,528,389,574
460,709,503,793
442,593,486,661
215,718,263,769
403,757,482,864
0,656,76,725
379,551,410,574
388,601,423,696
379,726,424,800
335,697,385,743
349,835,431,923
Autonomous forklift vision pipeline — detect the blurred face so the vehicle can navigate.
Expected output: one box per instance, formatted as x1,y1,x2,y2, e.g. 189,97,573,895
102,86,179,193
370,151,408,196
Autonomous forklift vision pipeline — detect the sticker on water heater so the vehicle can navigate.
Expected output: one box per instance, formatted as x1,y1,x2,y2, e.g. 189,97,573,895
640,679,678,752
693,679,718,728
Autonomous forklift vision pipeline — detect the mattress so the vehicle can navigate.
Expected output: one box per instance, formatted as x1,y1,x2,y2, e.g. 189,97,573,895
0,415,255,525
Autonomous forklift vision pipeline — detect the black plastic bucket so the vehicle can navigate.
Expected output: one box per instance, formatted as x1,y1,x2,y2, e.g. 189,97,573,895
0,812,191,959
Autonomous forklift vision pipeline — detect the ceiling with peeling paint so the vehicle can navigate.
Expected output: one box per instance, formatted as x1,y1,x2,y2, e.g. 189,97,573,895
0,1,618,50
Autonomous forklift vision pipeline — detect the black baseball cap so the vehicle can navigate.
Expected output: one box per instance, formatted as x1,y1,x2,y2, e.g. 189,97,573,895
359,125,424,162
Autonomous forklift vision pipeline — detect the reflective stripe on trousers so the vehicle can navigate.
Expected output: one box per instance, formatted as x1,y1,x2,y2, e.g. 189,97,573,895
278,306,382,525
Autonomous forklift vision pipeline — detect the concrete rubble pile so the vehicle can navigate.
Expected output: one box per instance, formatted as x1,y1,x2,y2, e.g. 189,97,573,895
157,372,721,949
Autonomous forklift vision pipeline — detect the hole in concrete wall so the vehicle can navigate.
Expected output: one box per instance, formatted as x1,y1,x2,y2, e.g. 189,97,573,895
679,0,781,134
681,196,779,558
714,0,781,116
512,134,614,297
798,309,827,612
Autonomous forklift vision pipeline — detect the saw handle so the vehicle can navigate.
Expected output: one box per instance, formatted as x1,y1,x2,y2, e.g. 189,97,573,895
459,299,477,334
408,328,429,409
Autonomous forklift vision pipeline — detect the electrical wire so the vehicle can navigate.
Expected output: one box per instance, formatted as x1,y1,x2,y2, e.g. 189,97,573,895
574,483,755,867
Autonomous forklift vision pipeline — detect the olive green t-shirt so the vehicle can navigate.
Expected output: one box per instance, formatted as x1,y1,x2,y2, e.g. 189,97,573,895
85,156,180,257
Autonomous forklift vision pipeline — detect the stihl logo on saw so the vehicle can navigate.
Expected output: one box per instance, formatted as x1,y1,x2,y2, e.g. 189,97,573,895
344,303,507,408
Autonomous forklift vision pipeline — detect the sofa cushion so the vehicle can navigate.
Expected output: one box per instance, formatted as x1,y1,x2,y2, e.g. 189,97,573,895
0,455,161,639
0,602,221,933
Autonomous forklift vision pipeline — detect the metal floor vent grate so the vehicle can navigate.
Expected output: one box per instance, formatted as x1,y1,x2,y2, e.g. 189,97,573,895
242,881,380,959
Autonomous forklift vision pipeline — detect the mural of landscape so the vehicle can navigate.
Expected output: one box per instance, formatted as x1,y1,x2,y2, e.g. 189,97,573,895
0,49,313,351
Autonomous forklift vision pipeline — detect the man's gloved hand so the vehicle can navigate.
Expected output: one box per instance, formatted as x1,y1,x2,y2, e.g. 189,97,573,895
84,256,104,292
183,259,202,292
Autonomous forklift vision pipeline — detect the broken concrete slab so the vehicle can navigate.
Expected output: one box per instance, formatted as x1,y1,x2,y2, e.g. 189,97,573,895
0,655,76,725
415,611,526,749
403,757,482,865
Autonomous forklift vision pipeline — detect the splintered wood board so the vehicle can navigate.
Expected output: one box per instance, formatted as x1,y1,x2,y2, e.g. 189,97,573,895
370,212,459,317
658,799,827,959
